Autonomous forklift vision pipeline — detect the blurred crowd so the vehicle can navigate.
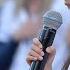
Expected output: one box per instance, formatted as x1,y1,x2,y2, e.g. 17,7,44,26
0,0,70,70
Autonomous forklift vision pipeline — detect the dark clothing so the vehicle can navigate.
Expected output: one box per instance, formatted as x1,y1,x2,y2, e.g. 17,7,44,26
0,40,19,70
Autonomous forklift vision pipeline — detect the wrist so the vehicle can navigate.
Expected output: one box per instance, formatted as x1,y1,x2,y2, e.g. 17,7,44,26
44,63,52,70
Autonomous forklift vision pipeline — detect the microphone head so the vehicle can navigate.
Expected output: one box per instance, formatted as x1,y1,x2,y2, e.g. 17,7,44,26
43,11,63,30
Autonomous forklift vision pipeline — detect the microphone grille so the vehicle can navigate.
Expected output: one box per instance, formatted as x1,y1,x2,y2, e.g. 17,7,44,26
43,11,63,30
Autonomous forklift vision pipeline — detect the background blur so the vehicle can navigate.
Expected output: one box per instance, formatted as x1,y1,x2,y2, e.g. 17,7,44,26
0,0,70,70
0,0,52,13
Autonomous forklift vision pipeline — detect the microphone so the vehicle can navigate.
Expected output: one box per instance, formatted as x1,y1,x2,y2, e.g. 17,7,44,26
30,11,62,70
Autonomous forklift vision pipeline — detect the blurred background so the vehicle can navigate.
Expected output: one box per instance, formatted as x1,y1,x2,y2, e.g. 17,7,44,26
0,0,70,70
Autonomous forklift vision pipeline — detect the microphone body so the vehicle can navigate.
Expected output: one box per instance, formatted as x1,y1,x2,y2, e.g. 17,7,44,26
30,11,62,70
31,27,56,70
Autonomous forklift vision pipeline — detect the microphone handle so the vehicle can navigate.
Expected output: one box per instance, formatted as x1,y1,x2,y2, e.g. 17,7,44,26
30,27,56,70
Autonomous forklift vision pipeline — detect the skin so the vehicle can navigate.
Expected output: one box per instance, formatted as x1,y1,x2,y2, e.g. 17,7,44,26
26,38,56,70
65,0,70,8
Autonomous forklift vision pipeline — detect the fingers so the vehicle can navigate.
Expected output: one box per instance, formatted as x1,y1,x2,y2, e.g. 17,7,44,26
26,38,44,65
27,56,37,61
32,44,44,56
46,47,56,64
26,38,56,66
26,49,43,65
29,50,43,60
46,47,56,55
33,38,42,49
26,56,37,65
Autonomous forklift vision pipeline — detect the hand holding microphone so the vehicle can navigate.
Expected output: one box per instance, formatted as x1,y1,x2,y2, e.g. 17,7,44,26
26,38,56,70
27,11,62,70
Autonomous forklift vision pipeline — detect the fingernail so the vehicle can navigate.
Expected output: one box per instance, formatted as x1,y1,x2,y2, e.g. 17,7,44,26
40,45,42,49
41,52,44,56
33,57,37,60
39,56,43,60
33,38,38,43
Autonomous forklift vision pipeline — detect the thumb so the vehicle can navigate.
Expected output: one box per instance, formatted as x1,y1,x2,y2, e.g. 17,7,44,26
46,47,56,64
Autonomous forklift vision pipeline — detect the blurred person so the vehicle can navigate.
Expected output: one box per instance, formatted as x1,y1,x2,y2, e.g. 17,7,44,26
9,0,52,70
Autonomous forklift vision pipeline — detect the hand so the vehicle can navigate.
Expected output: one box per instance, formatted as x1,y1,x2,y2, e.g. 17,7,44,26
26,38,56,70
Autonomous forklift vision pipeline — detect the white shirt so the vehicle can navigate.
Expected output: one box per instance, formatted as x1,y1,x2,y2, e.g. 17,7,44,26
10,9,31,70
0,1,30,70
68,65,70,70
51,0,70,70
10,41,32,70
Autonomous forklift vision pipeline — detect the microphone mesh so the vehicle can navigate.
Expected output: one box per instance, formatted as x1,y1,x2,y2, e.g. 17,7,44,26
43,11,63,30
